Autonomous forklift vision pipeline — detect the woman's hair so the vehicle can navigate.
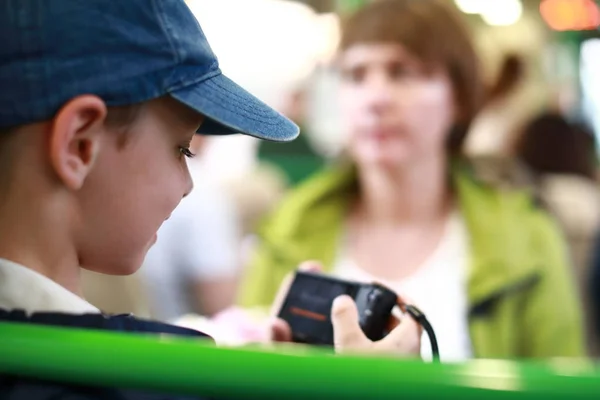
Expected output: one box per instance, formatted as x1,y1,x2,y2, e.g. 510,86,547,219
486,53,525,105
515,112,598,180
338,0,484,156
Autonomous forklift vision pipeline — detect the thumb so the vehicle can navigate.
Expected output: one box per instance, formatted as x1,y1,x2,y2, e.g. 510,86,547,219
270,318,292,343
331,295,370,352
375,314,422,355
270,261,324,317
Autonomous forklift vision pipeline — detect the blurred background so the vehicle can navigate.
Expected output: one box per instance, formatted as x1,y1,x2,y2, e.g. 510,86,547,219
82,0,600,360
188,0,600,177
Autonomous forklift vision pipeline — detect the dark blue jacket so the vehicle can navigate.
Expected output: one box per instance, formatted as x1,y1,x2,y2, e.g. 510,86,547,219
590,232,600,342
0,309,213,399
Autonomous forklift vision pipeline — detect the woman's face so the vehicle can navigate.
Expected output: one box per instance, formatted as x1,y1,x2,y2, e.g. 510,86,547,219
338,43,457,169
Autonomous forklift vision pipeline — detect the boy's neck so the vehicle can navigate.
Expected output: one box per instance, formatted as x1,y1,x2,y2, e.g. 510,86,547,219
0,195,83,297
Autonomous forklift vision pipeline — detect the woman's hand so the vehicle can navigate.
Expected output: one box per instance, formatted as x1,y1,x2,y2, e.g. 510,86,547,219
268,261,422,357
330,295,421,356
267,260,322,342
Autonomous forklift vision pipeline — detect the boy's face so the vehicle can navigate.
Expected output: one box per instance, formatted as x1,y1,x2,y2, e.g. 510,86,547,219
75,97,203,275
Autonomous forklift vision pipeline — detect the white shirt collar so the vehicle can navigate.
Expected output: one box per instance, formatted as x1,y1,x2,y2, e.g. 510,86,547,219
0,258,99,314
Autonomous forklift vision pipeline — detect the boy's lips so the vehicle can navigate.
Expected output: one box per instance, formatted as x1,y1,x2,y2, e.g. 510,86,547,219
151,215,171,244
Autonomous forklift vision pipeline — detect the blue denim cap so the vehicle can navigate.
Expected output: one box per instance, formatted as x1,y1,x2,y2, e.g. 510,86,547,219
0,0,299,142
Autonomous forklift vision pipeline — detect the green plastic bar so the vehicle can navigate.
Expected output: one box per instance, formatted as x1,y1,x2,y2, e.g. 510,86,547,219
0,321,599,399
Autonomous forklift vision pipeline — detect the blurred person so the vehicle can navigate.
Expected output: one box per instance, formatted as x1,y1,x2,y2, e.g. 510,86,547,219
239,0,585,362
484,54,525,109
0,1,424,398
220,156,289,239
460,53,530,195
590,230,600,354
81,268,152,318
257,85,327,186
515,113,600,355
465,52,539,158
228,85,328,266
223,84,326,250
140,135,244,321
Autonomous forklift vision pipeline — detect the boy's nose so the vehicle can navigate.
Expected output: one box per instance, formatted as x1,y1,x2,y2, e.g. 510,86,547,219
182,168,194,199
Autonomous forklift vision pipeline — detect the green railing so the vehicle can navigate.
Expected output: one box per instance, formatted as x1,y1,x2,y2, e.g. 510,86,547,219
0,321,599,399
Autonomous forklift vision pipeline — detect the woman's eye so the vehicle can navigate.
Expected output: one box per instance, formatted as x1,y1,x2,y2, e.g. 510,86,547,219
388,61,424,80
388,64,408,79
340,66,366,84
179,147,196,159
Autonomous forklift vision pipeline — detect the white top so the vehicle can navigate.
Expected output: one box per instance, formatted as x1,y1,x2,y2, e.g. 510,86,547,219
0,258,99,314
332,211,473,362
140,159,242,322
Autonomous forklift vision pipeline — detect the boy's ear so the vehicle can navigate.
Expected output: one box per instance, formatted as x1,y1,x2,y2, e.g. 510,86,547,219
49,95,107,190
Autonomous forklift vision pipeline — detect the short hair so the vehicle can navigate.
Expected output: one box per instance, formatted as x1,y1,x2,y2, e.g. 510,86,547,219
0,102,144,195
104,103,143,148
0,103,142,147
339,0,484,156
0,125,16,136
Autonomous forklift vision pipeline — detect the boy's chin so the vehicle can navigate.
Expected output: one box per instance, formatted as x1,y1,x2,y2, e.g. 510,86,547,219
82,265,139,276
84,254,146,276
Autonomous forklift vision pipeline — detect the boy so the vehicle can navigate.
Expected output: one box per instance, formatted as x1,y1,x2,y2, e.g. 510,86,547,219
0,1,421,398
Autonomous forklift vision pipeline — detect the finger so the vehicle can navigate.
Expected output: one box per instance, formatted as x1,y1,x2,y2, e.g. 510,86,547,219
386,313,400,332
395,293,418,313
270,318,293,342
270,273,294,316
270,261,324,316
376,314,422,355
331,295,370,352
298,260,323,273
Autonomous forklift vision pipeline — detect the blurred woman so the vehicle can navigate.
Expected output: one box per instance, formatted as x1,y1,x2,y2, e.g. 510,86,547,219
239,0,584,361
141,135,244,322
515,113,600,355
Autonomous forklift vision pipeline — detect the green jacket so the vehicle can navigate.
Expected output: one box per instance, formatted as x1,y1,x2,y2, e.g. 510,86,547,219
239,162,585,359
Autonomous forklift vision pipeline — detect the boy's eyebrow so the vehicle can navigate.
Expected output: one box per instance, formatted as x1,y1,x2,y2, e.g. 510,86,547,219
165,98,206,130
186,113,205,132
175,99,204,121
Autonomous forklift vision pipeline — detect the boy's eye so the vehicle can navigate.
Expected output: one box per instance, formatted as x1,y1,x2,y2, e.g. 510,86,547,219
179,146,196,159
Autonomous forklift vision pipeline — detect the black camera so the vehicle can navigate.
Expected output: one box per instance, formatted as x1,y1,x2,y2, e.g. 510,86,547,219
277,271,398,346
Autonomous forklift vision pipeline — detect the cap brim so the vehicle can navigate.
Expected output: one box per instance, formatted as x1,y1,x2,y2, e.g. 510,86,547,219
170,73,299,142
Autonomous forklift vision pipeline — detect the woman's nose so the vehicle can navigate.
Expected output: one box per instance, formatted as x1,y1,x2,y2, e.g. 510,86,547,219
362,77,395,116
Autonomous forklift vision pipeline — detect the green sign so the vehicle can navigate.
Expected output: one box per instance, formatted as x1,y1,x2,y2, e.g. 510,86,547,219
336,0,369,14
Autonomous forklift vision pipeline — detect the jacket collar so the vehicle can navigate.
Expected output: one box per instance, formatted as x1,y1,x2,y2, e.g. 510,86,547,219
452,162,542,308
265,160,543,309
0,258,99,314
